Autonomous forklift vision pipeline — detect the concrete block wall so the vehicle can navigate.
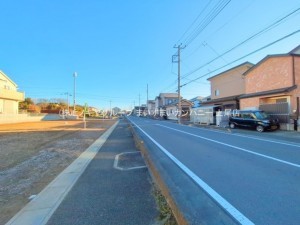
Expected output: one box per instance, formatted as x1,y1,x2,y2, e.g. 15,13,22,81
0,113,63,124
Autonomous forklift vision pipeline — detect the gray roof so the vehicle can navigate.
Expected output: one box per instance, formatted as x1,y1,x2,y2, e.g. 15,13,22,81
289,45,300,55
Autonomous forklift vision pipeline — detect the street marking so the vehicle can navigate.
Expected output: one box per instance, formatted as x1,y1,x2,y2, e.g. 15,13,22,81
113,152,147,171
182,124,300,148
129,118,254,225
157,124,300,169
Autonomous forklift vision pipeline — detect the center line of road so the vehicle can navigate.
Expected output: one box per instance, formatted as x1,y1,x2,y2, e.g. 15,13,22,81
157,124,300,169
129,119,254,225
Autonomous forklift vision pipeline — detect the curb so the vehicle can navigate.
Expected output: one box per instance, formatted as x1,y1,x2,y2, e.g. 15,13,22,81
129,120,187,225
5,121,119,225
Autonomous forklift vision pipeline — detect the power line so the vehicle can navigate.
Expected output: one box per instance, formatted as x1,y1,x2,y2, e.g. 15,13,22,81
176,1,212,44
181,6,300,79
164,3,300,96
183,0,231,46
163,1,231,94
182,1,254,60
181,29,300,87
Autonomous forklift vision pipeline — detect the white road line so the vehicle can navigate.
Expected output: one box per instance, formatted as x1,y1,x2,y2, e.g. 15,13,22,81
113,152,147,171
157,124,300,169
181,123,300,148
129,119,254,225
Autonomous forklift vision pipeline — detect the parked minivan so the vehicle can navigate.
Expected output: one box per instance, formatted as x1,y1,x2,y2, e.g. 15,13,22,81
229,110,279,132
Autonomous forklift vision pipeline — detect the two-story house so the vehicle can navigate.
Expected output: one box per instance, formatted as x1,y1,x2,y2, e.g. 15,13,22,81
155,93,179,117
204,62,254,110
239,45,300,130
0,71,25,114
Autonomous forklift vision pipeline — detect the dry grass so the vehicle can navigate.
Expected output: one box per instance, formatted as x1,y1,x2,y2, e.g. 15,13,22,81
0,119,116,224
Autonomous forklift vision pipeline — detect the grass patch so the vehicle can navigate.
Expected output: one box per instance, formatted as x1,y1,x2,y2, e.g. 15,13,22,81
153,185,178,225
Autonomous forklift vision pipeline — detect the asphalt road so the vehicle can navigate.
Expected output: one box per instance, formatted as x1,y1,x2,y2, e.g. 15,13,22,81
128,116,300,225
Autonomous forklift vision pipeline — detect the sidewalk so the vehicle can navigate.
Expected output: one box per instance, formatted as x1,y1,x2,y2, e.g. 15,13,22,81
6,119,159,225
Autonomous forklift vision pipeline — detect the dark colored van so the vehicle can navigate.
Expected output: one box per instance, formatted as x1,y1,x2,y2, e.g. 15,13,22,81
229,110,279,132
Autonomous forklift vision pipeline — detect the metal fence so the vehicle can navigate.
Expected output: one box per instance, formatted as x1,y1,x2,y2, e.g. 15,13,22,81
259,102,289,123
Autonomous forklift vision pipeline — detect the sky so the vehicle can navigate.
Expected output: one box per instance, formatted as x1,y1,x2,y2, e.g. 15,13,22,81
1,0,300,110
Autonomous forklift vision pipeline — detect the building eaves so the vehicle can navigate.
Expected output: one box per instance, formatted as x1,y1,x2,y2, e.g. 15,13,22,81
159,93,179,98
207,61,254,81
239,85,297,99
243,54,292,76
202,95,241,105
289,44,300,55
0,70,18,87
164,99,193,107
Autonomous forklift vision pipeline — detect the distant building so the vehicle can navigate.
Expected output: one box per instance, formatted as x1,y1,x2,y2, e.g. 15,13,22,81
155,93,180,117
112,107,121,115
0,71,25,114
190,96,204,108
147,100,156,115
165,99,193,121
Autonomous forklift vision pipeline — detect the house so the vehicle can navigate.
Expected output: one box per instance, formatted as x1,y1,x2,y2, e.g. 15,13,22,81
155,93,179,117
133,105,146,116
165,99,193,121
190,96,204,108
155,93,179,108
239,45,300,131
0,71,25,114
203,62,254,110
147,100,156,116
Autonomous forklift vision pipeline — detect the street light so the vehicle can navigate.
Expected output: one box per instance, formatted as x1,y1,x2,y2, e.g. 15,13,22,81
73,72,77,114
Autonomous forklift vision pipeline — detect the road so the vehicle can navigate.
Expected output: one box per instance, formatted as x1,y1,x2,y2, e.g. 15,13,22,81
128,116,300,225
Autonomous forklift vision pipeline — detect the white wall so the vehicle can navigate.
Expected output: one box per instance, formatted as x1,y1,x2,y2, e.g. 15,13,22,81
0,113,63,124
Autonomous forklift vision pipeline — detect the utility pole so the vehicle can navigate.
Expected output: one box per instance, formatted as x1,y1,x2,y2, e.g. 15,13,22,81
147,84,148,109
110,100,112,119
65,92,71,113
73,72,77,113
139,93,141,116
173,44,185,124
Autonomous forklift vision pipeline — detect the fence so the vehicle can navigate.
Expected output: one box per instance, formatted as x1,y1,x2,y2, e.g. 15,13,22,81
190,107,215,125
259,102,289,123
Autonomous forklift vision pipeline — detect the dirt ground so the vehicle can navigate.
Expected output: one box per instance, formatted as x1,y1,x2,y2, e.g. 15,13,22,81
0,119,116,224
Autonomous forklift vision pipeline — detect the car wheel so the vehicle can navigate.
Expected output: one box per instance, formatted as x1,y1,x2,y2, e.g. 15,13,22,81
229,123,235,129
256,125,264,132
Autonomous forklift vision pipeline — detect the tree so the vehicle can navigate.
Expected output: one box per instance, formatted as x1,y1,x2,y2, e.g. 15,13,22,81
19,98,34,110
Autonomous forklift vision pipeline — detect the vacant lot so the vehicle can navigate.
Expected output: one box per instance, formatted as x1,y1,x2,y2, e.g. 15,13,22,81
0,119,116,224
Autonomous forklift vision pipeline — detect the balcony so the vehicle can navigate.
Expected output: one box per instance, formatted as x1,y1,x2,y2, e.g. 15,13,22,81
0,87,25,101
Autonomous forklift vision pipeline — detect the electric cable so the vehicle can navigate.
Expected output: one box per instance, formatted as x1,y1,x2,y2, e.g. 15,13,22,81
181,29,300,87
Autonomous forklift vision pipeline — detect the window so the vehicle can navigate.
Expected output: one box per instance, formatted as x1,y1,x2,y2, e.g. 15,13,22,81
276,98,287,103
215,89,220,96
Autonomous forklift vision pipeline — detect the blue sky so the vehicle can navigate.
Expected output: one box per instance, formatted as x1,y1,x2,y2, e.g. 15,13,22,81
1,0,300,110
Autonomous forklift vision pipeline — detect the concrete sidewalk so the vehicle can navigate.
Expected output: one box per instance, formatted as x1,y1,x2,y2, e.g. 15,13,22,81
6,119,159,225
